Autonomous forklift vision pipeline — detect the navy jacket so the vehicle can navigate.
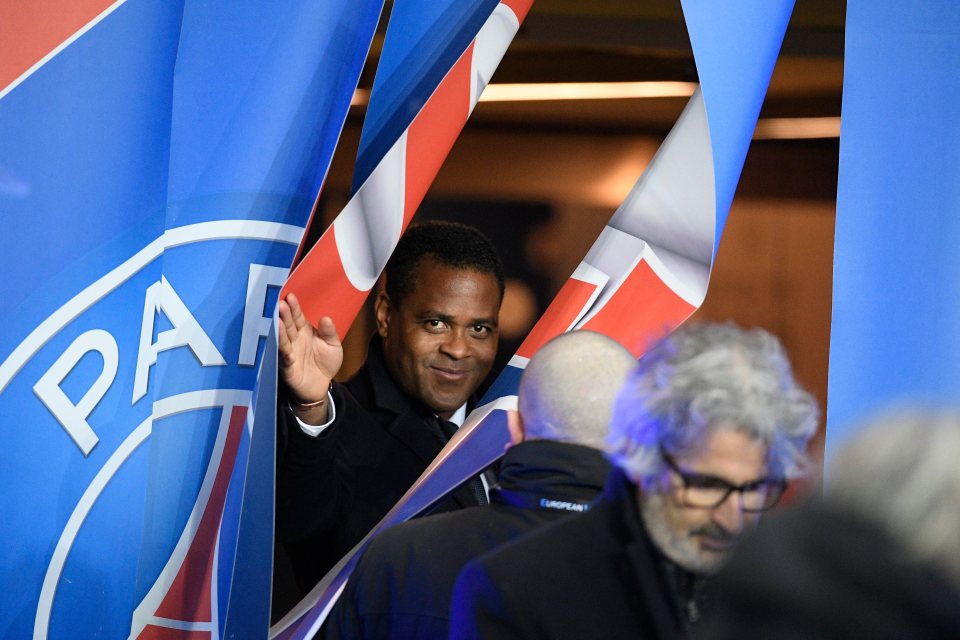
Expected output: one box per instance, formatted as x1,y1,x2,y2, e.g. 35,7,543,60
321,440,611,639
450,468,691,640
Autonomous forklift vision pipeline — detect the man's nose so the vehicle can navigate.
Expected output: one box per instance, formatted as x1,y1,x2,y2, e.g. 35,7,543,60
440,329,470,359
712,490,745,534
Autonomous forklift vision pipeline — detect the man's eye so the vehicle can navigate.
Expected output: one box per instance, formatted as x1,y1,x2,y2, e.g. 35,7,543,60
425,319,446,332
471,324,491,336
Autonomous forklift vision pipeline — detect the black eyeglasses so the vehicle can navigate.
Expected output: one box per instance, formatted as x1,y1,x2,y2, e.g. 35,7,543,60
661,449,786,512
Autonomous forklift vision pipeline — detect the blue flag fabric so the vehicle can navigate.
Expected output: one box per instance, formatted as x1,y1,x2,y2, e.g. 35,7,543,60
682,0,794,252
827,0,960,459
352,0,499,191
0,1,381,638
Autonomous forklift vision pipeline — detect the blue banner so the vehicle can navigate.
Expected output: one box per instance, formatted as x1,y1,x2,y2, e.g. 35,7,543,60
0,1,381,638
352,0,499,191
827,1,960,458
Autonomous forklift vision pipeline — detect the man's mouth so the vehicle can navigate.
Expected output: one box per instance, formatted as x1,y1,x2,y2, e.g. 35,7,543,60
430,366,471,383
697,534,734,553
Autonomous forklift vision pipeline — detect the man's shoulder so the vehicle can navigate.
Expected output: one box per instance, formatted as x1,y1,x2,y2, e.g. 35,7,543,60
361,513,456,559
339,356,376,404
340,339,425,418
362,506,516,564
332,353,407,425
468,499,609,581
453,498,679,640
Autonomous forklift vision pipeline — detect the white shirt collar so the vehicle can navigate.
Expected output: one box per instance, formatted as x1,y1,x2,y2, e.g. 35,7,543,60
448,403,467,427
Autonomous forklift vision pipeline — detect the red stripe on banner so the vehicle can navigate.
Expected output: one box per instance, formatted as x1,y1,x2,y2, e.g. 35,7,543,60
499,0,534,23
281,226,368,336
138,625,209,640
580,260,696,357
403,43,474,224
0,0,117,94
515,277,599,359
149,406,247,627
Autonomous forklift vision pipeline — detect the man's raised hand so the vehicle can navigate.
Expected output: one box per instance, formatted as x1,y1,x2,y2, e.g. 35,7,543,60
278,292,343,424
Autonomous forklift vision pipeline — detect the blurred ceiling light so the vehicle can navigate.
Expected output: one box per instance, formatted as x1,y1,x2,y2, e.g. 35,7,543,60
753,116,841,139
350,81,697,106
350,86,842,141
351,89,370,106
479,81,698,102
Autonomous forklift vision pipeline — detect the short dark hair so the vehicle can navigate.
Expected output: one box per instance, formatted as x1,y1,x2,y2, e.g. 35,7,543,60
384,221,505,306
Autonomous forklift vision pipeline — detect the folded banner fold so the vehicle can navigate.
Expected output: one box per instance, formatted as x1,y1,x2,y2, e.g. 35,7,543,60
0,1,381,638
274,0,796,636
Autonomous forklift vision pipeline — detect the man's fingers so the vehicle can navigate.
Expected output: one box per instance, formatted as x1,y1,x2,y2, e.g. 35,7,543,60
286,292,310,331
278,300,300,348
316,316,342,347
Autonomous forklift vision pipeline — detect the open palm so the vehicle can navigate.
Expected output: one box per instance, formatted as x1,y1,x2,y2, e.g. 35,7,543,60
278,292,343,404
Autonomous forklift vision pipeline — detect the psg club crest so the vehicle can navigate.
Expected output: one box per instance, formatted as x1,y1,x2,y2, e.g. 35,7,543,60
1,220,296,639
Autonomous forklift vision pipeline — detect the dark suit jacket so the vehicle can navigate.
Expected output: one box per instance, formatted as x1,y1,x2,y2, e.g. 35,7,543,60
321,440,612,640
276,338,483,593
449,468,690,640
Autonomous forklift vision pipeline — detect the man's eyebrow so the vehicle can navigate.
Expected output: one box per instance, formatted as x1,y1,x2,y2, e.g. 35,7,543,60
414,310,498,327
415,310,454,322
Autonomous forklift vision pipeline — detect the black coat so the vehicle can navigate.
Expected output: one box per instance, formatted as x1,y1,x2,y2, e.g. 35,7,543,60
276,338,484,593
321,440,611,640
695,500,960,640
449,468,690,640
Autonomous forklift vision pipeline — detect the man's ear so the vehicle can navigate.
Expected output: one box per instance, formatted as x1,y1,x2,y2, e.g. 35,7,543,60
506,409,524,447
374,291,392,338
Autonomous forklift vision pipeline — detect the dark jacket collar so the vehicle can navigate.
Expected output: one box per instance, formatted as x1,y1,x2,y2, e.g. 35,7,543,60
354,337,429,418
601,467,696,637
490,440,610,510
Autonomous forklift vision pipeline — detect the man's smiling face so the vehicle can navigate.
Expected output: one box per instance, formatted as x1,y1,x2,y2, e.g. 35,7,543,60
376,257,500,420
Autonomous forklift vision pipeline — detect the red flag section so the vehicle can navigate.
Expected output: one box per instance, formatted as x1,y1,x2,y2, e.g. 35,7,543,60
0,0,120,95
282,3,533,338
580,259,696,357
134,406,247,638
403,44,474,224
515,277,601,360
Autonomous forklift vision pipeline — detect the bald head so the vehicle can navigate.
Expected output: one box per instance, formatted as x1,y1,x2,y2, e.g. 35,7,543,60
517,331,636,449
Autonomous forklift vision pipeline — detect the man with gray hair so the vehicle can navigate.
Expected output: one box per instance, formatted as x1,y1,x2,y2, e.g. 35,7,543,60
450,322,819,640
696,409,960,639
320,330,637,639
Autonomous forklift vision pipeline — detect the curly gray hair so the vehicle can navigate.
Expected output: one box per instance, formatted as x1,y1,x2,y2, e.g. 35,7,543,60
606,322,819,489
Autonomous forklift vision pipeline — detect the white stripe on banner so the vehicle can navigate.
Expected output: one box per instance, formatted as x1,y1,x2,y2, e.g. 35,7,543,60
0,0,129,101
469,4,521,112
34,389,252,640
0,221,302,395
335,132,409,291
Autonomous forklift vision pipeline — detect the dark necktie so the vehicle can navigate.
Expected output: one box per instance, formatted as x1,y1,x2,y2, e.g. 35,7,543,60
437,417,488,506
